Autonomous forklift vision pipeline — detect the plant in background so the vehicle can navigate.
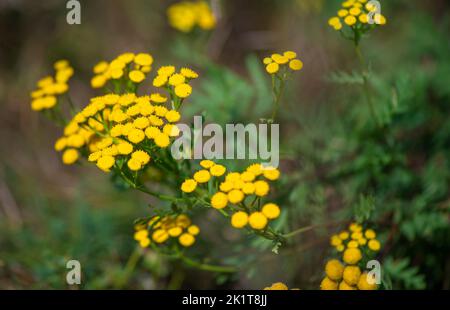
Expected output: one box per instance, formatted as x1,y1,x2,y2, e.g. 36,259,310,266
263,50,303,122
167,0,216,33
321,223,381,290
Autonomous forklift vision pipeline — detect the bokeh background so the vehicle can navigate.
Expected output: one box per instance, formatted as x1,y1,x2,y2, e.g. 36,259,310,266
0,0,449,289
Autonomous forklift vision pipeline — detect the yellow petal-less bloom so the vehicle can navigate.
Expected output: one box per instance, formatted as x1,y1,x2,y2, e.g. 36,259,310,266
211,192,228,209
262,203,280,219
357,272,378,290
129,70,145,83
62,149,79,165
117,142,133,155
210,164,226,177
165,110,181,122
168,73,186,86
187,225,200,235
343,266,361,286
231,211,248,228
200,160,215,169
263,167,280,180
168,226,183,237
131,150,150,165
152,229,169,243
127,158,142,171
154,133,170,148
344,15,357,26
128,128,145,144
289,59,303,71
254,180,270,196
179,233,195,247
193,169,211,183
320,277,338,290
219,181,233,192
266,62,279,74
228,189,244,204
368,239,381,251
180,67,199,79
96,155,115,171
283,51,297,59
248,212,268,230
181,179,197,193
364,229,376,239
339,281,356,290
264,282,288,290
134,53,153,66
343,248,362,265
325,259,344,281
242,182,255,194
174,83,192,98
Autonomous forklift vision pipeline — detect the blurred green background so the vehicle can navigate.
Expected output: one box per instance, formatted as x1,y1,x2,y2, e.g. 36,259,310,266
0,0,449,289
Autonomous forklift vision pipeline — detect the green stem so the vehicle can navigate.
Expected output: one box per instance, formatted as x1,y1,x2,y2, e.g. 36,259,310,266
114,247,142,288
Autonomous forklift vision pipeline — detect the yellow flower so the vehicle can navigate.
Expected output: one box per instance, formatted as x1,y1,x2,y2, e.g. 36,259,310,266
129,70,145,83
139,238,151,248
62,149,79,165
128,128,145,144
127,158,142,171
93,61,108,74
231,211,248,228
339,281,356,290
116,142,133,155
254,180,270,196
357,272,378,290
219,181,233,192
264,282,288,290
242,182,255,194
131,150,150,165
187,225,200,235
344,15,357,26
228,189,244,204
200,160,215,168
240,171,255,182
91,75,107,89
150,93,168,103
96,155,115,171
266,62,279,74
247,163,263,176
283,51,297,59
320,277,338,290
368,239,381,251
211,192,228,209
133,116,150,129
152,229,169,243
154,133,170,148
263,167,280,180
181,68,199,79
325,259,344,281
193,169,211,183
181,179,197,193
262,203,280,219
210,164,226,177
271,54,289,65
145,126,161,139
153,75,168,87
263,57,272,65
347,240,359,248
343,248,362,265
248,212,268,230
168,73,186,86
134,229,148,241
374,13,386,25
337,9,348,17
349,7,361,16
54,137,67,151
339,231,349,240
174,83,192,98
168,226,183,237
88,151,102,162
328,16,340,26
158,65,176,76
343,266,361,286
134,53,153,66
289,59,303,71
165,110,181,122
179,233,195,247
364,229,376,239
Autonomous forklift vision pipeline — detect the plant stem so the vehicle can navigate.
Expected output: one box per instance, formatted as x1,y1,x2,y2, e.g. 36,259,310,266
355,44,381,127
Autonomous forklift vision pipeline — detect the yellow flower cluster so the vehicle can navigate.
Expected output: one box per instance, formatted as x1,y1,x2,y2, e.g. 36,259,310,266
328,0,387,30
263,51,303,75
153,66,198,99
167,1,216,33
181,162,281,231
30,60,73,111
263,282,299,290
54,92,182,170
320,223,381,290
134,214,200,248
91,52,154,89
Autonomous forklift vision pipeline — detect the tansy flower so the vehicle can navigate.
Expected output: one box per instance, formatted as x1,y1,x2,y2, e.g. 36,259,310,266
129,70,145,83
200,160,215,169
180,67,199,79
62,149,79,165
210,164,226,177
357,272,378,290
228,189,244,204
261,203,280,219
264,282,289,290
187,225,200,235
248,212,268,230
368,239,381,251
325,259,344,281
231,211,248,228
254,180,270,196
131,150,150,165
174,83,192,98
339,281,356,290
263,167,280,180
193,170,211,183
343,248,362,265
343,266,361,286
181,179,197,193
211,192,228,209
320,277,338,290
96,155,115,171
179,233,195,247
152,229,169,243
154,133,170,148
